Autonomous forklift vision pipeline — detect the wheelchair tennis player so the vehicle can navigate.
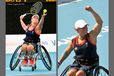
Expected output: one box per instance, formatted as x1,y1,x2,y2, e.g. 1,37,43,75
20,11,47,65
58,6,103,76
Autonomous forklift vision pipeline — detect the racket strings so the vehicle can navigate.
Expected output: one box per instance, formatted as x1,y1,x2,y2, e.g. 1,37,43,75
30,2,43,14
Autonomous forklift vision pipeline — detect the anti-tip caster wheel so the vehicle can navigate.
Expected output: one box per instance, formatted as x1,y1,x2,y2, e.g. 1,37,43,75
34,64,37,69
19,66,21,71
32,67,34,71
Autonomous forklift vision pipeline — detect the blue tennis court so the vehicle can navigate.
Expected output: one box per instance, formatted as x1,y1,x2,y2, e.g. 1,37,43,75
6,52,56,76
58,0,108,75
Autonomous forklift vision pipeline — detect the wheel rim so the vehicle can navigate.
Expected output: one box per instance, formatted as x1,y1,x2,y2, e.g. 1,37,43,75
38,45,52,70
93,66,109,76
10,45,22,70
60,65,71,76
41,47,50,67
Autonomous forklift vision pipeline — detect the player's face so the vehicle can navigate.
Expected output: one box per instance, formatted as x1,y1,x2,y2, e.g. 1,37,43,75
76,25,88,36
31,16,39,24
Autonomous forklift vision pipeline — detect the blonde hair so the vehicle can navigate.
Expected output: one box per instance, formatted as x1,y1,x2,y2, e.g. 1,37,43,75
31,14,39,19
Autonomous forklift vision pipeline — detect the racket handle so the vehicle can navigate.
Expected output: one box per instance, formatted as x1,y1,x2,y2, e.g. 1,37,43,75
22,14,27,17
25,13,36,15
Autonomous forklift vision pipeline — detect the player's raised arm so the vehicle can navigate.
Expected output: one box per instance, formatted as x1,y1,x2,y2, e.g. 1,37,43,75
20,14,28,31
85,6,103,37
36,9,47,31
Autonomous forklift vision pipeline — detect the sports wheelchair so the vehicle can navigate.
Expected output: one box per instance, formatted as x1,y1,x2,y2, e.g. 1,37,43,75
9,42,52,71
60,60,109,76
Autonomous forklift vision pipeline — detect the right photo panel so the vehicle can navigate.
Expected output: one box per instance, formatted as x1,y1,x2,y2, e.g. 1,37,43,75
58,0,109,76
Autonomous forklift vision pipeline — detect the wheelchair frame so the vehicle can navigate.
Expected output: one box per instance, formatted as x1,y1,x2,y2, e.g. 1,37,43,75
9,42,52,71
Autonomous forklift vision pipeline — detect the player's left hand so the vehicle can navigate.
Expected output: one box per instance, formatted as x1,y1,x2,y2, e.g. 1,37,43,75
42,12,47,17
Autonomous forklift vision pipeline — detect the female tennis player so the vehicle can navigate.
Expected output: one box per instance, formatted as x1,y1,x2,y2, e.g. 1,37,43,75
20,12,47,65
58,6,103,76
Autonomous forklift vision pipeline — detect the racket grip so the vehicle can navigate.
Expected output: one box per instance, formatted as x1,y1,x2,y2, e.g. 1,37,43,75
22,14,27,17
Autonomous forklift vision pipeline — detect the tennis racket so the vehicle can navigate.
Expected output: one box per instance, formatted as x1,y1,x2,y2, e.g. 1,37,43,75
22,1,43,16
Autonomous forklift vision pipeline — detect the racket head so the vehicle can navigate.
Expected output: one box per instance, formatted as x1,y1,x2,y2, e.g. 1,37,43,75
30,1,43,15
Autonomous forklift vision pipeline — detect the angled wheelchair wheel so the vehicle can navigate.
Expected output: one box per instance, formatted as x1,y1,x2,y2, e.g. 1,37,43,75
10,45,22,71
60,65,71,76
93,66,109,76
38,45,52,70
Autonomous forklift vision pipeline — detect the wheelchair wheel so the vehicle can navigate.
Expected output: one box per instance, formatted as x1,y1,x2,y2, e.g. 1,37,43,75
10,45,22,71
38,45,52,70
93,66,109,76
60,65,71,76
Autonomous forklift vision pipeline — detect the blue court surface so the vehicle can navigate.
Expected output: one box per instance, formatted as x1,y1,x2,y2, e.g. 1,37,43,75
58,0,108,75
6,52,56,76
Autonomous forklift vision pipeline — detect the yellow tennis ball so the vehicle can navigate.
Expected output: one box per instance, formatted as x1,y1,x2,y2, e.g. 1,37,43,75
29,43,31,45
43,9,47,13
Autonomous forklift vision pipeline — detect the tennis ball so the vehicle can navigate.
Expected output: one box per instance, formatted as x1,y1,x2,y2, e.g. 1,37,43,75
43,9,47,13
29,43,31,45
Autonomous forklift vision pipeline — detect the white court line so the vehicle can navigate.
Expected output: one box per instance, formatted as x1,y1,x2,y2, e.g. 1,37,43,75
58,0,81,7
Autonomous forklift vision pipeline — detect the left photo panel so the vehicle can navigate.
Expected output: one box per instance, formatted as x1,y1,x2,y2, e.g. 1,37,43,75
6,0,56,76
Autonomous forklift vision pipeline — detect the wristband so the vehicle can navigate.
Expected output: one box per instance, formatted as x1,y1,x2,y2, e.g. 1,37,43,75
22,25,26,29
58,61,62,66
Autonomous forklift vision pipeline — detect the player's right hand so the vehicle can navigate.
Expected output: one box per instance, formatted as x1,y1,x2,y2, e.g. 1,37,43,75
20,14,26,20
85,6,93,12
